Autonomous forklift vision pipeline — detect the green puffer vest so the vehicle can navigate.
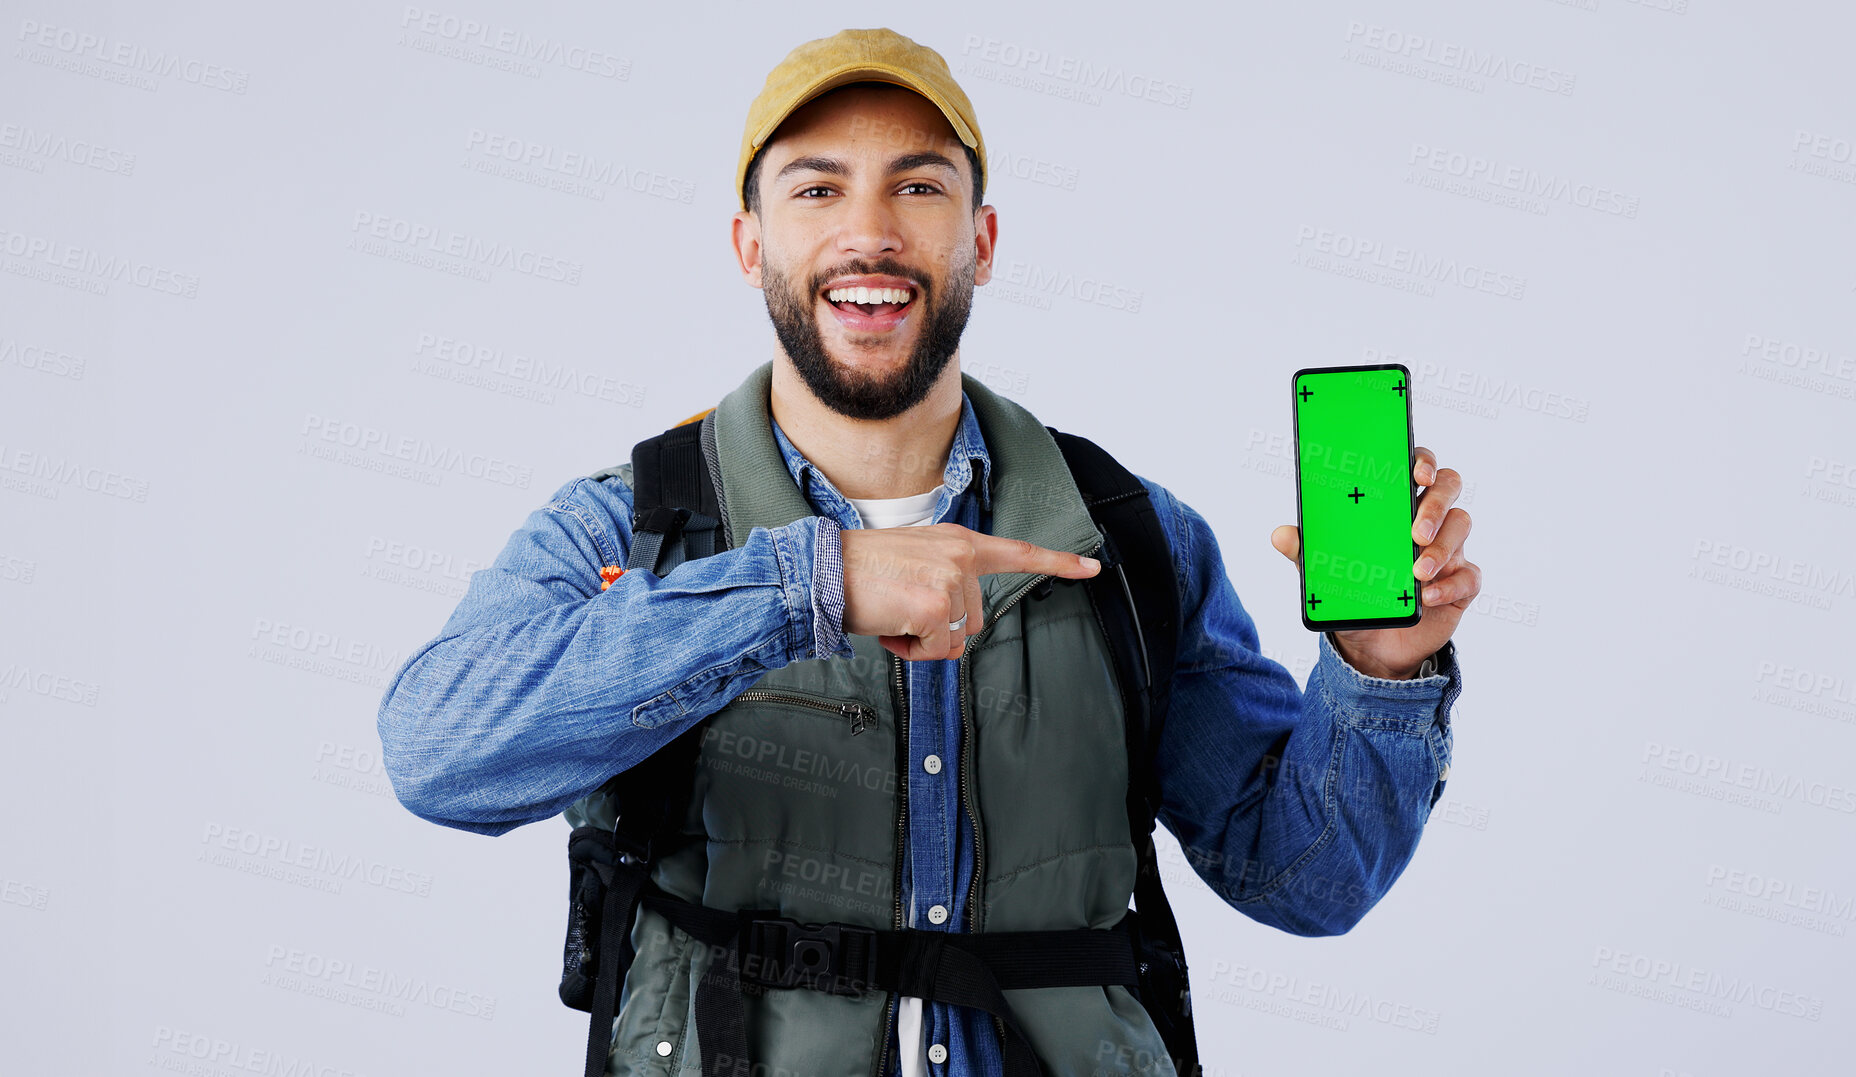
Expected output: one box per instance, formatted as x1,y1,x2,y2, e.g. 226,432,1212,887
565,361,1175,1077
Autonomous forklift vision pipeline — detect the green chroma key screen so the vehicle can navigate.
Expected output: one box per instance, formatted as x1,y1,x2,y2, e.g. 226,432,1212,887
1292,364,1420,630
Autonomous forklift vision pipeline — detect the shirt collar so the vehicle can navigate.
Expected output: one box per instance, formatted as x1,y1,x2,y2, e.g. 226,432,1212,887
770,390,993,514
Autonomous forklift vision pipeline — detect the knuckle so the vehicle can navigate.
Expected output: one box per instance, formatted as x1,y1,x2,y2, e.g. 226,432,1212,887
906,592,937,624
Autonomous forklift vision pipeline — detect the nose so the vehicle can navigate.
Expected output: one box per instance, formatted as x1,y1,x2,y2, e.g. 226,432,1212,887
835,187,902,260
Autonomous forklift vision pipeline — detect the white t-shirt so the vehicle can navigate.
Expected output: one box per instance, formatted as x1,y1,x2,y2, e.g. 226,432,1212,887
844,483,942,1077
846,484,943,530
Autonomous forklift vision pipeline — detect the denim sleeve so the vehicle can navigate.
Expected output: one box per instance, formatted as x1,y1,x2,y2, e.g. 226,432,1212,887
376,470,842,836
1136,476,1463,936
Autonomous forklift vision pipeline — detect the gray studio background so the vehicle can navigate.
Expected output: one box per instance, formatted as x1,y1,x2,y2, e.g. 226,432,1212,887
4,1,1853,1074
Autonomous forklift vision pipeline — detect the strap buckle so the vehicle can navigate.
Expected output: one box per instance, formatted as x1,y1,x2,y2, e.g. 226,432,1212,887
632,504,688,537
738,916,876,997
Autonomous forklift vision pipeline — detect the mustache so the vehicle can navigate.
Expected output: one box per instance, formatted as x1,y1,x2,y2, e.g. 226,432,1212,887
809,259,932,300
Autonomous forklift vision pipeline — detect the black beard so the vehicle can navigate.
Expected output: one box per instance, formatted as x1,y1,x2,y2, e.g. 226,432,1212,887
763,253,975,422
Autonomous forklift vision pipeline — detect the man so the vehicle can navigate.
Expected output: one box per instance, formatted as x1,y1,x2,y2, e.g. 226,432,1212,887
377,27,1477,1077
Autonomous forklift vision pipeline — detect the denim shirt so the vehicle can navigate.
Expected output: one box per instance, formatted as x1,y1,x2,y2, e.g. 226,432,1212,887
376,390,1464,1076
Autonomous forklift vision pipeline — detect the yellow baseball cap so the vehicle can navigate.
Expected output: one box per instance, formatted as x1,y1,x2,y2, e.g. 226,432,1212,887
737,27,985,212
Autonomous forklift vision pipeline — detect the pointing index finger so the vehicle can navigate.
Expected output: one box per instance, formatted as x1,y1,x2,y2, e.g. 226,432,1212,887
970,533,1101,579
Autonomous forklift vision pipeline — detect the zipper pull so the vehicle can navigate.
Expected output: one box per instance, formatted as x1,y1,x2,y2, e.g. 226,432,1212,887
842,703,873,735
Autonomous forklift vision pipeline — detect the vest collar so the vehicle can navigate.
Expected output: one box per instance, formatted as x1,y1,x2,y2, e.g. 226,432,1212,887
711,360,1103,606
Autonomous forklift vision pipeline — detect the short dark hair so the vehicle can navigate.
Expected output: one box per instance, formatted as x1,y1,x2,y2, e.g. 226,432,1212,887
743,133,984,215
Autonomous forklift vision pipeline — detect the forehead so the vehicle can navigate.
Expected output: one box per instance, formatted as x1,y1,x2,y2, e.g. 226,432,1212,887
762,83,966,165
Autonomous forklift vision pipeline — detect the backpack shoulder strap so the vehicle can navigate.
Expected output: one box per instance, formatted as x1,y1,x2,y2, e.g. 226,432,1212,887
1046,426,1201,1077
569,409,727,1077
580,409,731,894
1045,427,1178,810
599,410,728,578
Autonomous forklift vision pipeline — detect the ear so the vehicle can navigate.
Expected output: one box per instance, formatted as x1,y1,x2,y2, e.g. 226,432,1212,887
731,210,764,288
971,203,999,288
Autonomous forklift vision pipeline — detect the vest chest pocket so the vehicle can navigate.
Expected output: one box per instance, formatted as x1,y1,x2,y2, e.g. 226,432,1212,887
692,682,902,929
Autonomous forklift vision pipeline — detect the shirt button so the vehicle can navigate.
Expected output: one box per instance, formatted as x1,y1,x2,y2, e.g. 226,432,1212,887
923,754,943,775
655,1041,673,1057
928,1043,948,1065
927,904,949,925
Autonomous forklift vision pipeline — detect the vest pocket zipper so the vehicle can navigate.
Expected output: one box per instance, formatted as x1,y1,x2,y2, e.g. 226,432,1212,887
730,688,878,735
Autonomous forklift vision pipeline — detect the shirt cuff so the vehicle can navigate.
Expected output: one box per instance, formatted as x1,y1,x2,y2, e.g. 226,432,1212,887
809,516,856,660
1315,634,1461,800
1317,632,1462,717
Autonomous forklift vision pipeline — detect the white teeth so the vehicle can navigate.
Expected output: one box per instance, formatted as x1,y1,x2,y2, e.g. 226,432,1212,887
826,286,912,306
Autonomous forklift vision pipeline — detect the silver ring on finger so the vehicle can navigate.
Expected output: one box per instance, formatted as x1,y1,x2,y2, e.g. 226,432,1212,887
948,612,968,633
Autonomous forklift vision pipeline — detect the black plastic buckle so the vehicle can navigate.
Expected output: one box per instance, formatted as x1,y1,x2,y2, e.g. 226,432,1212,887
633,504,688,538
738,917,876,997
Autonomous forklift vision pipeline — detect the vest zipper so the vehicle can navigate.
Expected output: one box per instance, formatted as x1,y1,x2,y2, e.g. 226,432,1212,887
730,688,877,735
874,545,1100,1074
956,543,1103,1051
956,550,1099,933
872,652,909,1077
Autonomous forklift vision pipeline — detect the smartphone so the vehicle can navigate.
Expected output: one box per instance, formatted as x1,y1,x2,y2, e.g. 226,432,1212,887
1290,363,1421,632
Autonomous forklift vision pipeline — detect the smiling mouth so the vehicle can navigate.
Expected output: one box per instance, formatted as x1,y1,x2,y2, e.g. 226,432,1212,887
823,284,915,319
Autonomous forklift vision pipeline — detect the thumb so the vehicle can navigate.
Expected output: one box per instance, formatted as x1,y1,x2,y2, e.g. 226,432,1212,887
1270,524,1300,563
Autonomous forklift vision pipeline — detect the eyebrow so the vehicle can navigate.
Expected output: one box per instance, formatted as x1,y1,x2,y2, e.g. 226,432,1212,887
774,154,849,182
887,152,961,178
773,151,963,185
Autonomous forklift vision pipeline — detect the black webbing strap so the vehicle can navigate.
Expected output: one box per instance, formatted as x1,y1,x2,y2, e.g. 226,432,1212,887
692,912,755,1077
574,832,653,1077
623,505,675,576
641,888,1140,1077
627,504,725,576
578,737,706,1075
